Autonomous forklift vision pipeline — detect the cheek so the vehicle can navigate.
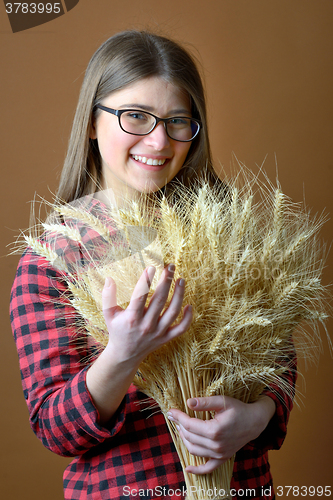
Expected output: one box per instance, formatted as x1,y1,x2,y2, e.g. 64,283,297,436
176,143,192,166
99,133,137,163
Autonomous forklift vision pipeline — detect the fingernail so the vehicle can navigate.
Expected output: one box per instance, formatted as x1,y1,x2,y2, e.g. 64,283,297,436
167,411,175,421
176,425,180,431
147,266,155,278
168,264,175,272
145,267,155,288
179,278,185,287
105,277,111,288
188,398,197,407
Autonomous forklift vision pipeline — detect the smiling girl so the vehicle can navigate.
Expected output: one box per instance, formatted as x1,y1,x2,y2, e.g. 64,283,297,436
91,77,193,196
10,30,295,500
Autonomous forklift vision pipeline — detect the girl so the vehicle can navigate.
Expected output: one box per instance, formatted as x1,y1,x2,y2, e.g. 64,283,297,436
10,30,296,500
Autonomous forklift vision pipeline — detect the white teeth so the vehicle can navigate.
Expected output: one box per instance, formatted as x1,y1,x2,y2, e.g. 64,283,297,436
132,155,166,166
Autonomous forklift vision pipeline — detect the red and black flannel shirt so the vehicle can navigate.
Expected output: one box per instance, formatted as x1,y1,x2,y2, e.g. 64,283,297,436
10,198,297,500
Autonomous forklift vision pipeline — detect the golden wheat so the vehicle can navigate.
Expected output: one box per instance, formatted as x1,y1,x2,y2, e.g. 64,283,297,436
18,169,330,500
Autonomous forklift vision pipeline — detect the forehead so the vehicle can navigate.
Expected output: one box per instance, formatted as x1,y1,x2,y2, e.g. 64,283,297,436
103,76,191,112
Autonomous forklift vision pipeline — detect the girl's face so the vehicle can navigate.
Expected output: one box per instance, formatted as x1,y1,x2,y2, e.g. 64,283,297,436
90,76,192,201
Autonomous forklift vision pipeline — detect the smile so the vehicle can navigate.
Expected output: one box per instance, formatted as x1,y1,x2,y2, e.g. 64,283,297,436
131,155,167,166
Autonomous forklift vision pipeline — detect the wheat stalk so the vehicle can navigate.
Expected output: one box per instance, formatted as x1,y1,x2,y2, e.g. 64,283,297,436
53,204,115,244
18,169,330,500
24,235,68,272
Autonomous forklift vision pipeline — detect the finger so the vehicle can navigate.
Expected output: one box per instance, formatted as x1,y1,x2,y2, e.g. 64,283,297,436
127,266,156,314
102,277,124,324
162,304,193,342
187,396,227,413
157,278,187,330
177,424,224,459
178,429,216,458
102,277,118,311
168,409,214,437
144,264,176,320
185,458,227,475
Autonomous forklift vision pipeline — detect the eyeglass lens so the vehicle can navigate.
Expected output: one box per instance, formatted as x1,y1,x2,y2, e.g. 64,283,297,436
120,111,199,141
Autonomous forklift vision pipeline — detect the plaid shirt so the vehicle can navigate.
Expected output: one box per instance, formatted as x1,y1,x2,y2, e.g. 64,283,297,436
10,199,296,500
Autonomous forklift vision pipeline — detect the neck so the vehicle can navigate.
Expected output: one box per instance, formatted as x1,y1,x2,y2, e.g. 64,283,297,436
95,184,142,210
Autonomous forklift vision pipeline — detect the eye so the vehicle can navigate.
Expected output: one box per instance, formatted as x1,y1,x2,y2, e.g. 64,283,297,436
125,111,149,121
168,117,190,127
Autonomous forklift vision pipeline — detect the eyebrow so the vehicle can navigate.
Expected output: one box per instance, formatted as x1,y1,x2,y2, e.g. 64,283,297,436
118,104,191,115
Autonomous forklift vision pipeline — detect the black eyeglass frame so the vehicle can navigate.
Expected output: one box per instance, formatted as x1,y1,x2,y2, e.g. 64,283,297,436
95,104,201,142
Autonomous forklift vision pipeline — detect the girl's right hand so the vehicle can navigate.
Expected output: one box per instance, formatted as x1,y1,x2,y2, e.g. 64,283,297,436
102,264,192,365
86,264,191,424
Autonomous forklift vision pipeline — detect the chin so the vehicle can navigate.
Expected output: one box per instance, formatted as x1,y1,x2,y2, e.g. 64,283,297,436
135,179,166,194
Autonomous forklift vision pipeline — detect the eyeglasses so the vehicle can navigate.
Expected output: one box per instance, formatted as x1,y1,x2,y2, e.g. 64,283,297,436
95,104,201,142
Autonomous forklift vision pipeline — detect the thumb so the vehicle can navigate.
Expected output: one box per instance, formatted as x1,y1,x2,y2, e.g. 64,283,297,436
102,277,118,315
187,395,227,412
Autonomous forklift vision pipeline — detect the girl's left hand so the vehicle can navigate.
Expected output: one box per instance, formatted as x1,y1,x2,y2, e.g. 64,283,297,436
167,395,276,474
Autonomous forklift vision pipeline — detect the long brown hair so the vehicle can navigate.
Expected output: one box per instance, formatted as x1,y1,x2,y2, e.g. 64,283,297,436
57,30,216,203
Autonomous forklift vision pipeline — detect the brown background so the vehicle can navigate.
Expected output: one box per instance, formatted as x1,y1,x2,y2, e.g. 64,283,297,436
1,1,332,498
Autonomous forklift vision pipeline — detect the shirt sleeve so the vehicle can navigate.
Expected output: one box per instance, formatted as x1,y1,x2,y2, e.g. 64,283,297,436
250,344,297,452
10,248,126,457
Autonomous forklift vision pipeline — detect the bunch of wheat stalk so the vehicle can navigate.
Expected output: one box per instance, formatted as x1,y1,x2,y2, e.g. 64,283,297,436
19,169,330,500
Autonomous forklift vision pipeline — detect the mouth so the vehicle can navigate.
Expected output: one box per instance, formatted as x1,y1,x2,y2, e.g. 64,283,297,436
131,154,169,166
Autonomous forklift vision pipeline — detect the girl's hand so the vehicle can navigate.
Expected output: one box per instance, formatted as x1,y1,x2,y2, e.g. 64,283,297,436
167,395,276,474
102,264,192,364
86,264,192,425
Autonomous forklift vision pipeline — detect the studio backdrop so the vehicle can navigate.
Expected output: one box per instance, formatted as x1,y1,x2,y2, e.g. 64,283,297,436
1,1,332,498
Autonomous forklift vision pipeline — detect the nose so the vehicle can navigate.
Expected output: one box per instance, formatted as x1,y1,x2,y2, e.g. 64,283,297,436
143,122,170,150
